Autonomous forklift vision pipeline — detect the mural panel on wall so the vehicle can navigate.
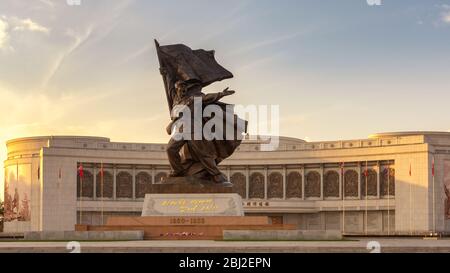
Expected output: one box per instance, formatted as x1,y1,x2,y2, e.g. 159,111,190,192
444,161,450,220
3,164,31,222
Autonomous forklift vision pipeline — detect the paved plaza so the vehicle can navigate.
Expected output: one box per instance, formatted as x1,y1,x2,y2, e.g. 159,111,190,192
1,238,450,253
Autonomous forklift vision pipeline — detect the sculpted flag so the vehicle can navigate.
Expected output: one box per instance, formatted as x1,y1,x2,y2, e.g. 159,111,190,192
155,41,234,111
157,43,233,87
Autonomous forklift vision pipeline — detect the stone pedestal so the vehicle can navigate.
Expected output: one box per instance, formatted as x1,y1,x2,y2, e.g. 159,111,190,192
142,194,244,217
77,176,297,240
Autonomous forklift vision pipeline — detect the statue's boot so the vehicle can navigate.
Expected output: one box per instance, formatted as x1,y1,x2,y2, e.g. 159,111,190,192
213,173,233,187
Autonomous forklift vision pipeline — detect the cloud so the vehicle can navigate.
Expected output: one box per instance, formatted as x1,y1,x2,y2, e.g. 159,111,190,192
12,18,50,34
228,29,311,57
0,16,49,51
38,0,55,8
442,12,450,24
0,17,11,51
440,4,450,24
48,0,134,75
41,25,94,88
120,43,153,64
235,51,285,73
196,0,259,44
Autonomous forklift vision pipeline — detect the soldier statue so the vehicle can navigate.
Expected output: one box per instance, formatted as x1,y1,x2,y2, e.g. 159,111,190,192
155,40,247,186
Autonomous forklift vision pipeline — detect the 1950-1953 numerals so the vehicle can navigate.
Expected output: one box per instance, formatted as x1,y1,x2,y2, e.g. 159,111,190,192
169,217,206,224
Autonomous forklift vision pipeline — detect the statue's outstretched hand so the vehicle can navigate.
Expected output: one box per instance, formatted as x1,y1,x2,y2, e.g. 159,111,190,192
221,87,236,97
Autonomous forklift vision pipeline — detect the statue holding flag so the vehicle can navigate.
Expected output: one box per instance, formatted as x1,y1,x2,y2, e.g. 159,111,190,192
155,40,247,186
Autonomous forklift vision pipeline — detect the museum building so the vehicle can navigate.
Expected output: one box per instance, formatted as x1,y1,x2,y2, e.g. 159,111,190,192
4,132,450,235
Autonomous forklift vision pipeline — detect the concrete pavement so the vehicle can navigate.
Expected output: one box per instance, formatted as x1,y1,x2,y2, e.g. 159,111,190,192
1,238,450,253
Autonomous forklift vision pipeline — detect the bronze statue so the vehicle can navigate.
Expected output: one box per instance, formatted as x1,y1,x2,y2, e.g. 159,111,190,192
155,40,247,186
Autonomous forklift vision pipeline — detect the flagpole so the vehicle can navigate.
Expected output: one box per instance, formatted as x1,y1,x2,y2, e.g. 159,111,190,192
387,165,390,236
409,183,412,235
432,156,436,234
16,160,18,229
155,39,173,114
58,166,61,231
80,174,83,225
409,162,412,236
341,163,345,234
365,161,368,236
79,164,83,225
101,162,104,226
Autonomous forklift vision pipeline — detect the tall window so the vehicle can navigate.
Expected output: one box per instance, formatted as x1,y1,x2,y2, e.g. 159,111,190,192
286,172,302,199
77,170,93,198
305,171,321,198
136,172,152,198
249,172,265,199
324,171,339,198
96,171,113,198
116,171,132,198
231,172,246,199
268,172,283,199
344,170,358,198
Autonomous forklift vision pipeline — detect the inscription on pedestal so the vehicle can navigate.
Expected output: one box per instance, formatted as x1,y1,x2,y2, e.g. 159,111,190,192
142,194,244,217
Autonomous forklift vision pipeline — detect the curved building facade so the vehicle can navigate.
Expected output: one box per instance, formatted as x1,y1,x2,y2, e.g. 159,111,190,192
3,132,450,235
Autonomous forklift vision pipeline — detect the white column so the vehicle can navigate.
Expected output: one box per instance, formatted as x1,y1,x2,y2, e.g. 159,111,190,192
93,165,97,201
151,166,155,184
301,165,305,200
283,166,287,200
320,165,324,200
246,166,250,199
376,161,380,199
113,165,117,200
132,166,136,200
339,165,343,199
264,167,268,200
357,163,361,200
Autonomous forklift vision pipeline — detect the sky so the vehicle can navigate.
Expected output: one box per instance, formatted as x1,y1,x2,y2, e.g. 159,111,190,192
1,0,450,197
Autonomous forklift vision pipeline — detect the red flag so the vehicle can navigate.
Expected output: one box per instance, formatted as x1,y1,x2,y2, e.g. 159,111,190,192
100,163,104,178
78,164,84,179
364,162,368,177
340,162,344,177
432,157,435,177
